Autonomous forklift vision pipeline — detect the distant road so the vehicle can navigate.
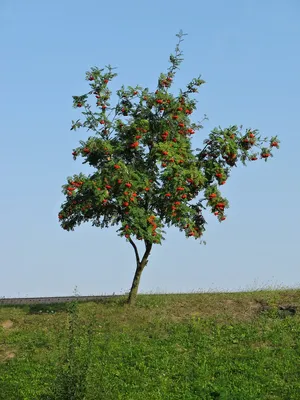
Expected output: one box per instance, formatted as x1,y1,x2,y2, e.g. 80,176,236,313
0,295,123,306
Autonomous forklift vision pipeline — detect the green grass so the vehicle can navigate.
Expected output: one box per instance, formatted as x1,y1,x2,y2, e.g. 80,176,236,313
0,288,300,399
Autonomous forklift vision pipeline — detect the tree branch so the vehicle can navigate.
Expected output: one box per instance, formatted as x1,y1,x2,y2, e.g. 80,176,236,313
141,241,152,265
129,238,140,265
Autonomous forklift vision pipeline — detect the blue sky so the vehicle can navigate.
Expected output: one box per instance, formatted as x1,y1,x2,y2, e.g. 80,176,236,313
1,0,299,298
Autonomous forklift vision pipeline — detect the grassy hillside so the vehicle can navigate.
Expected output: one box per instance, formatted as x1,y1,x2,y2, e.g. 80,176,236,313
0,289,299,399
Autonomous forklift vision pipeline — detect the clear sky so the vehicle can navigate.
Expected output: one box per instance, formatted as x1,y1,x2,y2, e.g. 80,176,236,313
1,0,299,298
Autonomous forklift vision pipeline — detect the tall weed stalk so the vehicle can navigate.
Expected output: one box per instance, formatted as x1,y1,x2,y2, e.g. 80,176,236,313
51,298,95,399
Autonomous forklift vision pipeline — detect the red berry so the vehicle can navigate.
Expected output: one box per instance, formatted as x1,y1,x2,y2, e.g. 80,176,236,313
125,183,132,188
100,120,105,124
209,193,217,199
105,185,112,189
114,164,120,169
165,193,171,197
123,202,129,207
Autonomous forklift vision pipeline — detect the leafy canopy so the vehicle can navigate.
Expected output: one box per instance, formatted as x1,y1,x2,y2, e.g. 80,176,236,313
59,31,280,245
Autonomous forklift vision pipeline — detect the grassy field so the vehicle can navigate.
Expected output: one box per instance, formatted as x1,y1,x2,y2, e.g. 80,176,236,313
0,289,299,399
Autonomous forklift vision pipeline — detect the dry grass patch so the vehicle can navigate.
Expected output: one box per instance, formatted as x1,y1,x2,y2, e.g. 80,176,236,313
1,320,14,329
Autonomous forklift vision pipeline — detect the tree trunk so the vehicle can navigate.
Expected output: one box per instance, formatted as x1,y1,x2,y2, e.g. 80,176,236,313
127,240,152,305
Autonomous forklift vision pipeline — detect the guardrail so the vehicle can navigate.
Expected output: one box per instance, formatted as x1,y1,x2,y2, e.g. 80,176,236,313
0,295,122,306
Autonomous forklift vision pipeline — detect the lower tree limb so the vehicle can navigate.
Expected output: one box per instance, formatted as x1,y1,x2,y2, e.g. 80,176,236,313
127,240,152,305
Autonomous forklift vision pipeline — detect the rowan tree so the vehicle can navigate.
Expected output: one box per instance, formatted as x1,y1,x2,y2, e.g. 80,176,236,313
59,31,280,305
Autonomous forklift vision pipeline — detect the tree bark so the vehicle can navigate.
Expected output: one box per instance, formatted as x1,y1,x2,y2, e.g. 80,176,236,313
127,240,152,305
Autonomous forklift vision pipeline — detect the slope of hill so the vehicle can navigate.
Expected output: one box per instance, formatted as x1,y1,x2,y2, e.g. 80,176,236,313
0,289,299,399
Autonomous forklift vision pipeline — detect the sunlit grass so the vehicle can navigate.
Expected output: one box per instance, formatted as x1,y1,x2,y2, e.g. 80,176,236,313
0,287,299,399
